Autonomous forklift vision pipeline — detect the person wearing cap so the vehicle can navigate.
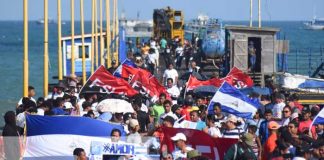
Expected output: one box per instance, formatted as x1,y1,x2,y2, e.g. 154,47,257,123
272,93,286,121
298,106,317,139
107,60,118,74
126,119,142,144
222,114,243,139
171,133,194,159
46,82,66,100
224,133,257,160
246,122,262,159
262,121,280,160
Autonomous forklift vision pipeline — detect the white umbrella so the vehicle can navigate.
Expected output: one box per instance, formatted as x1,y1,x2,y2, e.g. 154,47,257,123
96,99,134,113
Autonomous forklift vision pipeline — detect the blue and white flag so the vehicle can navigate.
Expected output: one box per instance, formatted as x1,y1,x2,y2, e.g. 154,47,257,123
312,107,324,125
207,82,260,119
23,115,125,160
113,58,137,77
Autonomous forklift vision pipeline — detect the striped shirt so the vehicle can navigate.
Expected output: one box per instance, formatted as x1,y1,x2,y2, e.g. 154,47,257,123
222,128,242,139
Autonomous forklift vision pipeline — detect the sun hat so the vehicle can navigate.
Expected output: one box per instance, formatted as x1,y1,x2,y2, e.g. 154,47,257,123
268,121,280,130
129,119,139,128
171,133,187,142
242,133,254,147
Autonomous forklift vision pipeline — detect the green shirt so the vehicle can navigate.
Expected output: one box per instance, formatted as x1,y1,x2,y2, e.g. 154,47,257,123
160,39,167,49
152,105,165,124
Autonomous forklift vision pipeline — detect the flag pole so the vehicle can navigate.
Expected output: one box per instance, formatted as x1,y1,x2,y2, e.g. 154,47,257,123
90,0,95,74
106,0,111,68
71,0,75,74
57,0,63,81
80,0,86,85
99,0,104,66
43,0,49,97
23,0,29,97
94,0,99,68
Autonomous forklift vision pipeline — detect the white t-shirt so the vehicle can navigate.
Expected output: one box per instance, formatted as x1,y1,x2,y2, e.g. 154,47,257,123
172,146,194,159
175,47,184,56
163,69,178,85
159,111,178,124
148,53,157,64
167,85,180,98
272,102,285,119
46,92,65,100
208,127,222,138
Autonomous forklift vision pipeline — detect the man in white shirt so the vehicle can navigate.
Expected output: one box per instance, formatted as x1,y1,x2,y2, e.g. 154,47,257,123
272,93,286,121
166,78,180,104
17,86,36,106
163,63,178,86
175,45,184,69
171,133,194,159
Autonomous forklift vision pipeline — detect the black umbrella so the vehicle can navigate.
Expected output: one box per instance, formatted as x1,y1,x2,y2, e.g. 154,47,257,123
180,71,208,81
193,85,218,96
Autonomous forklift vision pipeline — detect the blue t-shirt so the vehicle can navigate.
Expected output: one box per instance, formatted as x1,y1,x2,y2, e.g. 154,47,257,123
51,107,67,115
196,120,207,131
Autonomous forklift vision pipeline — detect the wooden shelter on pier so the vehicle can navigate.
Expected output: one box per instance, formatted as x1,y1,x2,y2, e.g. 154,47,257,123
225,26,289,86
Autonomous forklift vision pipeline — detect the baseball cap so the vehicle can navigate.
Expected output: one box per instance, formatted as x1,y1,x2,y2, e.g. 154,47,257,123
171,133,187,141
64,102,74,109
226,114,238,123
268,121,280,130
302,106,311,113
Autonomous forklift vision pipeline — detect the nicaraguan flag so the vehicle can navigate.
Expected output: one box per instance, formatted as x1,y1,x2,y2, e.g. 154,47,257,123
23,115,125,160
113,59,137,78
312,107,324,125
207,82,260,119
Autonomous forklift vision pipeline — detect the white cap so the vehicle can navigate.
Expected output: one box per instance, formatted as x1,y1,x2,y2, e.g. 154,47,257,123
129,119,139,128
64,102,74,109
226,114,238,123
171,133,187,141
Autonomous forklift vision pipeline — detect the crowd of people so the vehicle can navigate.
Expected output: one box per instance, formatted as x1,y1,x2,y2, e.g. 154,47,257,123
2,36,324,160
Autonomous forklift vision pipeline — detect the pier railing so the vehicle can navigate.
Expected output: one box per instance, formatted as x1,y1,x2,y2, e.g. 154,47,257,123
283,47,324,77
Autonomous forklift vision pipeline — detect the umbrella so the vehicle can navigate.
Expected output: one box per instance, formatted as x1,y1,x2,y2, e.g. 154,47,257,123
96,99,134,113
239,87,271,95
180,72,208,81
193,85,219,96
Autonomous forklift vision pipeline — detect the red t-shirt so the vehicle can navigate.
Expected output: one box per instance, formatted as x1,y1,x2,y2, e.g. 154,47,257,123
298,119,317,139
294,101,303,112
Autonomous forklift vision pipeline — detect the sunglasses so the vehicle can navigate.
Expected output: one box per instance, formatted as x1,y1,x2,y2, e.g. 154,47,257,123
283,110,290,113
288,126,294,128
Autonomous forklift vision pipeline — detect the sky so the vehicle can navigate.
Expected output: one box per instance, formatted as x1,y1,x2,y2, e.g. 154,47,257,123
1,0,324,21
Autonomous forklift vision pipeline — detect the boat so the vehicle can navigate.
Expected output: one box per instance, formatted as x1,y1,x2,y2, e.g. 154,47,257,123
119,12,153,38
36,18,55,24
185,14,225,58
304,17,324,30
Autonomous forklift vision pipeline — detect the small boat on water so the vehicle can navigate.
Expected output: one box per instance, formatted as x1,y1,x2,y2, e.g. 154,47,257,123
36,18,55,24
304,17,324,30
